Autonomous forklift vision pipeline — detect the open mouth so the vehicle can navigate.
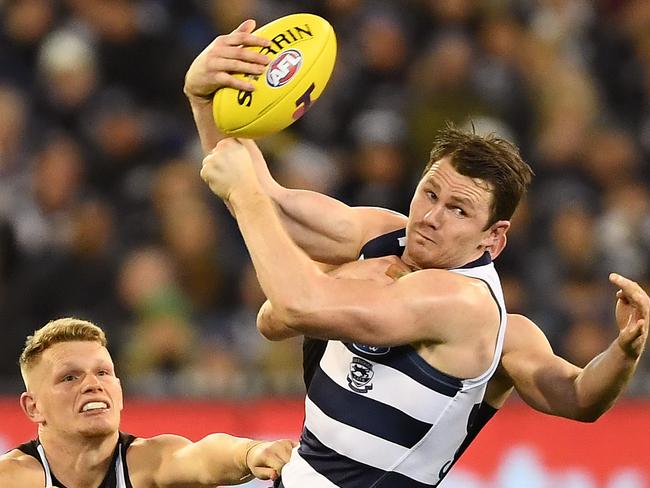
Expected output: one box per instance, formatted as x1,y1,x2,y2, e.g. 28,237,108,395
80,401,109,413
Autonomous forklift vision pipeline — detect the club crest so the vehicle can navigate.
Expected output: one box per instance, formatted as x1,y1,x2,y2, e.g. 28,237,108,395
347,357,375,393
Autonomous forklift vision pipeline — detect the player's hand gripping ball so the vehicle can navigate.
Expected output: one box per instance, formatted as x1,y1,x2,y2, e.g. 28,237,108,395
213,13,337,138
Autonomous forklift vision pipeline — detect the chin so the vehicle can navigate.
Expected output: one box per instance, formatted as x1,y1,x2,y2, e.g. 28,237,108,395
406,245,444,270
78,419,119,438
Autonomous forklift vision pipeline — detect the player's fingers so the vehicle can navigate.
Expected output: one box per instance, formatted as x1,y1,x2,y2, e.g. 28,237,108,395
222,31,270,48
213,72,255,91
211,45,270,65
611,273,649,310
253,467,278,480
234,19,256,34
621,319,644,345
239,138,265,159
210,57,266,76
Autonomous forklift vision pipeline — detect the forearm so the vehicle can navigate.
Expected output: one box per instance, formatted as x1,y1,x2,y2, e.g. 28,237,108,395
187,96,224,154
573,339,641,421
229,188,325,321
168,433,256,486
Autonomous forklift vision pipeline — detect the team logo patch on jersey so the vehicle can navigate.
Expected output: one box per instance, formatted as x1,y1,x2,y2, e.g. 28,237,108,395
352,343,391,355
347,357,375,393
266,49,303,87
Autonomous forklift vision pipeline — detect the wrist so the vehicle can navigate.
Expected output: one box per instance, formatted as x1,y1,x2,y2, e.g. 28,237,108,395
241,440,264,476
184,89,214,105
228,184,266,211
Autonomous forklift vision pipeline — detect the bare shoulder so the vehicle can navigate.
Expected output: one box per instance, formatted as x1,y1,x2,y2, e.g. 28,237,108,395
409,268,497,305
0,449,44,486
126,434,192,481
127,434,191,461
503,314,552,355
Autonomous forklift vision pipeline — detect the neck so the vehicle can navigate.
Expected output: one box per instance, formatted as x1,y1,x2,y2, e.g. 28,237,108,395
401,247,487,271
38,428,119,488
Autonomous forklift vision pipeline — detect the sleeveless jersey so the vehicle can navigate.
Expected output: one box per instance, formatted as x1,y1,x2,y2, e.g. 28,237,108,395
14,432,136,488
279,229,506,488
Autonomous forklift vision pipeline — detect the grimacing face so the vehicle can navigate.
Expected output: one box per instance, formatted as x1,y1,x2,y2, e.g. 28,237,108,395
402,157,510,270
20,341,123,438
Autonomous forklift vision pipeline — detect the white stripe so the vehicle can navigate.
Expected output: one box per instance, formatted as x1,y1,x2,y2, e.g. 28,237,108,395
304,397,411,474
451,263,508,388
305,392,483,485
116,443,127,488
281,446,340,488
390,392,484,484
36,444,53,488
320,341,455,423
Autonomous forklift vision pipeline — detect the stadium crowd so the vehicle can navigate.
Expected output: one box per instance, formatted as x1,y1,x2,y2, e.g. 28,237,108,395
0,0,649,398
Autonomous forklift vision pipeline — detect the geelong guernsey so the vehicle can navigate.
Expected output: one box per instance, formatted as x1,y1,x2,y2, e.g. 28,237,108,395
279,229,507,488
14,432,136,488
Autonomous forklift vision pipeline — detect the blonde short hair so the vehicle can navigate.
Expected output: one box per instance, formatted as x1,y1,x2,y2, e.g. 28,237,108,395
20,318,107,379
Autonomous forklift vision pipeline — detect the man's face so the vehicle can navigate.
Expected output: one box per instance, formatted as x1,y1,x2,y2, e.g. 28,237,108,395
403,157,509,270
23,341,123,438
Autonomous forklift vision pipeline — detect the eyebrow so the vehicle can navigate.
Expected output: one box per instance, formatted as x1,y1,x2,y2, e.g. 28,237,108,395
426,179,478,209
449,195,475,209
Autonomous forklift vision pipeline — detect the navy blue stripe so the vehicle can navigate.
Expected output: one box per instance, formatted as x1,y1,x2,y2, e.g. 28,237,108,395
308,367,432,448
298,427,435,488
343,343,462,396
359,228,406,259
457,251,492,268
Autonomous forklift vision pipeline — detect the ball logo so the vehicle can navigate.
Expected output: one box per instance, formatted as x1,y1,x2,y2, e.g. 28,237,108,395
266,49,303,88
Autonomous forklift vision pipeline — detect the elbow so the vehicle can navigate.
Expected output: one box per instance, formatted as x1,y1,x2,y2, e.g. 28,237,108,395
271,277,325,328
574,413,601,423
256,320,283,342
272,301,307,329
571,406,607,423
256,300,302,341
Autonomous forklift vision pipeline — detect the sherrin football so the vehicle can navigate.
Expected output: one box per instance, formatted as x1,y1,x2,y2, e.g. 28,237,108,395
213,13,337,138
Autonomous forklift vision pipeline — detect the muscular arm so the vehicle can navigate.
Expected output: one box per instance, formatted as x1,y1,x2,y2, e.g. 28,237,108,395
233,140,407,263
202,141,496,346
503,278,649,422
258,299,300,341
0,452,44,486
142,433,294,487
184,26,404,263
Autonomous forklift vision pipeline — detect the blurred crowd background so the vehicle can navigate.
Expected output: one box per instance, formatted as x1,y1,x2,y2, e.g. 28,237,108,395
1,0,649,398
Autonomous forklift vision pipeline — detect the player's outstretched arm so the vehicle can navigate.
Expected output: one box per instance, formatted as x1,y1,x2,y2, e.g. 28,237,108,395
502,275,649,421
143,433,295,487
184,20,271,154
185,24,403,262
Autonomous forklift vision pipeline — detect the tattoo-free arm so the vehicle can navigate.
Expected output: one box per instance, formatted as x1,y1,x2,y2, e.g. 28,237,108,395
151,433,294,486
503,307,647,422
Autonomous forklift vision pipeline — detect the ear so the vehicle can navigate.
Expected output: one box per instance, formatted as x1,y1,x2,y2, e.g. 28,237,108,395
482,220,510,259
20,392,45,424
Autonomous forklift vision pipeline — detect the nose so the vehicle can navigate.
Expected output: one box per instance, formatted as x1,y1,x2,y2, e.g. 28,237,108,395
423,203,444,229
82,374,104,393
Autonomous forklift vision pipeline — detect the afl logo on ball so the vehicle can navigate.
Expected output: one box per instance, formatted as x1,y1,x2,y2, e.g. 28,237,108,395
266,49,303,88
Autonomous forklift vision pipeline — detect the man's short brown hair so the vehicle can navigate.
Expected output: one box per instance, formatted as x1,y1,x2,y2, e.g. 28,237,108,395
20,318,107,379
425,123,534,227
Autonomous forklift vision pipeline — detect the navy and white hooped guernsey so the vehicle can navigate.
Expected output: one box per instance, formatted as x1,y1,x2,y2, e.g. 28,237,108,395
279,229,507,488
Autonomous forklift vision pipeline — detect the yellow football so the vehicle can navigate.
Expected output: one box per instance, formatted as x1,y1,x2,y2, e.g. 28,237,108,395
213,13,337,138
